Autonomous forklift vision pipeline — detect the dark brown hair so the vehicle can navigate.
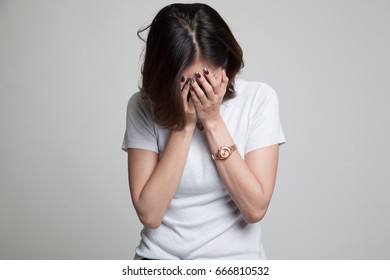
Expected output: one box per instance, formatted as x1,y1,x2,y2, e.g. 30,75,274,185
138,3,244,130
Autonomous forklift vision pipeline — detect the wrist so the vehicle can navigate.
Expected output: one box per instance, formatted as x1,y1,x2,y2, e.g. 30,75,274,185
183,122,196,133
203,116,224,131
211,144,237,160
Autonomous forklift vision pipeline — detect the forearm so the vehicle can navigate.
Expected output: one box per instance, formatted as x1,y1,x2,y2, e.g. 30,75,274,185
135,127,195,227
204,118,269,223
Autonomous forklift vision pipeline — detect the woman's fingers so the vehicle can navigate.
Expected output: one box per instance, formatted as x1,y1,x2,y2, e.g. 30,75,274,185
203,68,219,93
184,67,229,108
220,68,229,91
181,78,198,127
203,68,228,97
189,77,209,105
194,71,214,98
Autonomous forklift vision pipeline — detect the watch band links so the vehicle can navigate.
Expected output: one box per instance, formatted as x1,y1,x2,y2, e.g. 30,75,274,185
211,144,237,160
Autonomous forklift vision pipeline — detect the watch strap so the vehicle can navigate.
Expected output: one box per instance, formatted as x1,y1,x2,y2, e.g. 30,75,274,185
211,144,237,160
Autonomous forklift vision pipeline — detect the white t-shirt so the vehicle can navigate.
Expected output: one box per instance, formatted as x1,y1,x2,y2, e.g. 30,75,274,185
122,79,286,259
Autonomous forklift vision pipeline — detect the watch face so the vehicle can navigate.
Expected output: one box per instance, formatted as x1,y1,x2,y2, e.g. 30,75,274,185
219,147,231,158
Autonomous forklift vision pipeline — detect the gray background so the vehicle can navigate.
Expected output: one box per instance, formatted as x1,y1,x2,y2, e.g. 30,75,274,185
1,0,389,259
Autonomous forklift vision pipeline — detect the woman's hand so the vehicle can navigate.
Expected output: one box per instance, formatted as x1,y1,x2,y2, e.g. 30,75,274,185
189,68,229,129
181,78,197,130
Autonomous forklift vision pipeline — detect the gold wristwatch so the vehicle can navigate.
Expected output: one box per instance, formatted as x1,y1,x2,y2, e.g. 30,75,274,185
211,144,237,160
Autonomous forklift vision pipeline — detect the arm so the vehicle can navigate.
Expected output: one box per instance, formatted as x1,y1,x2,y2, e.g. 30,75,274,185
128,128,194,228
203,119,279,223
189,69,280,223
128,82,197,228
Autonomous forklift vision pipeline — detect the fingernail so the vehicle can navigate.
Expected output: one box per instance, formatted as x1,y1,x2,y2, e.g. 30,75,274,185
181,76,185,82
203,68,209,75
189,77,196,84
195,72,202,79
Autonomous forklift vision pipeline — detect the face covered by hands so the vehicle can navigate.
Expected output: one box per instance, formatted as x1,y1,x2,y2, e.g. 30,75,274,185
180,60,229,130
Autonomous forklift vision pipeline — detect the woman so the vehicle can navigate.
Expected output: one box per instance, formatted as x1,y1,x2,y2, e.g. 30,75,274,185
122,3,285,259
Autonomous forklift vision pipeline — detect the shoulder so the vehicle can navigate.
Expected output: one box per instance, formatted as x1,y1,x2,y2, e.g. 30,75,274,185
229,79,280,110
235,79,278,101
126,92,153,117
127,91,149,108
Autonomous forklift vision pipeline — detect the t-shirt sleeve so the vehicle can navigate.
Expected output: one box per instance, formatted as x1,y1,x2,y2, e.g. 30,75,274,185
121,93,159,153
245,83,286,154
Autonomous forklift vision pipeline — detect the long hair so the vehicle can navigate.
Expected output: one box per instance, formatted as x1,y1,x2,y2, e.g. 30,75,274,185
138,3,244,130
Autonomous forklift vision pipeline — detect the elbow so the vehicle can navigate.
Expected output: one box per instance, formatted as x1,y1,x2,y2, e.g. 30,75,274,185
243,208,267,224
133,202,163,229
139,213,162,229
143,221,161,229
